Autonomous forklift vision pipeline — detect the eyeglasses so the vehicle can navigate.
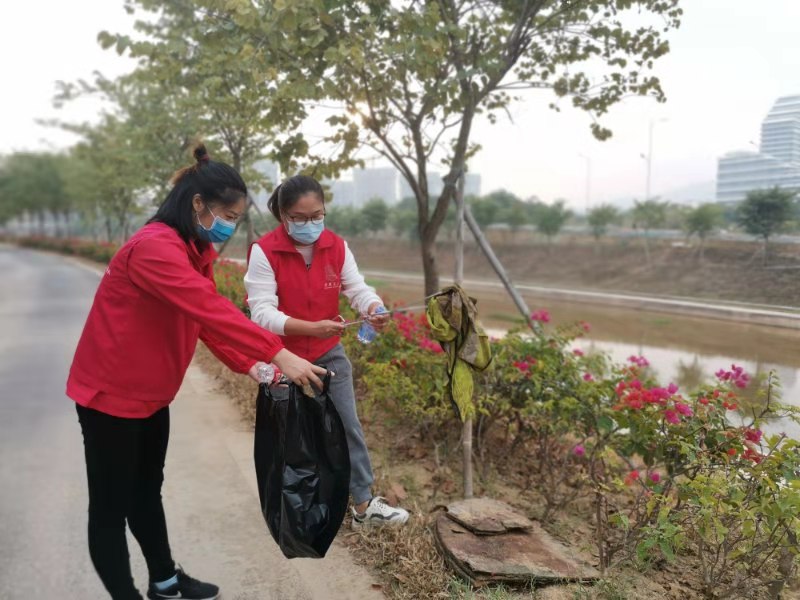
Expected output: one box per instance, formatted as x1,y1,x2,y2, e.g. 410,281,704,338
286,213,325,226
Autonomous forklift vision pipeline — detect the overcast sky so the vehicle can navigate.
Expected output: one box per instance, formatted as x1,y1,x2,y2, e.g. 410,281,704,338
2,1,799,210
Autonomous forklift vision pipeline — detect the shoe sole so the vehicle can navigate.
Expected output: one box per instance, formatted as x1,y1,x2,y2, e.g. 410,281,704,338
351,515,410,530
148,593,220,600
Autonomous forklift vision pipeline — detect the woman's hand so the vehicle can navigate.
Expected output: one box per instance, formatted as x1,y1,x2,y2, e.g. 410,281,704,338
248,362,264,383
366,302,390,331
271,349,329,390
312,319,346,339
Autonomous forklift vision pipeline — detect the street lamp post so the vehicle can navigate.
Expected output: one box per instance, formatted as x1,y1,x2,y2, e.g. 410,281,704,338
644,118,669,200
578,153,591,215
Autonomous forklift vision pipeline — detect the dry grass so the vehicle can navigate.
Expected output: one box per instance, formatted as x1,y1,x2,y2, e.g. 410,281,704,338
342,508,455,599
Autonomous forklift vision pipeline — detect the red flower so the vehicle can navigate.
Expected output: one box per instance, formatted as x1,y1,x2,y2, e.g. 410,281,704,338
664,409,680,425
698,396,709,405
530,309,551,323
624,470,640,486
744,428,762,444
743,448,763,464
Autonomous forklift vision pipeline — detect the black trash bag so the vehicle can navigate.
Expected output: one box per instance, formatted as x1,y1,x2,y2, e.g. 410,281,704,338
254,371,351,559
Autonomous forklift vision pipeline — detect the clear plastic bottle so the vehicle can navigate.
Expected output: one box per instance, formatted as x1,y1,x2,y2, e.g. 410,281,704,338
257,363,278,385
357,306,388,344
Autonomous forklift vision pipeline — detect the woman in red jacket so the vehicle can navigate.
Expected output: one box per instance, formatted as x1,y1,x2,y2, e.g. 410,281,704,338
245,175,409,530
67,145,325,600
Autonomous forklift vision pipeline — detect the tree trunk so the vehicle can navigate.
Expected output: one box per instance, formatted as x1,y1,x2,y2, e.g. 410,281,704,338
420,230,440,297
642,230,651,266
762,236,769,266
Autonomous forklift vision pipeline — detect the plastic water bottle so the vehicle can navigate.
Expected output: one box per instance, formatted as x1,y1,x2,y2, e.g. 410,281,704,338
257,363,282,385
357,306,387,344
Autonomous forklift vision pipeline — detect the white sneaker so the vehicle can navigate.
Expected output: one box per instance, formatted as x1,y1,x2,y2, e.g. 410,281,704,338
351,497,410,529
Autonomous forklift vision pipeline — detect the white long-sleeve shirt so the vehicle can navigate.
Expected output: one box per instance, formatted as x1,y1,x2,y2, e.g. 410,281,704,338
245,241,382,335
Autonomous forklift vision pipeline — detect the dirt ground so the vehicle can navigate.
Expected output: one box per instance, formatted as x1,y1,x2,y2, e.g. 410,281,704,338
343,236,800,308
224,233,799,306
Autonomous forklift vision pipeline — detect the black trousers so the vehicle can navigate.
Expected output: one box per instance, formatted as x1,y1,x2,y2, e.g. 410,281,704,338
76,404,175,600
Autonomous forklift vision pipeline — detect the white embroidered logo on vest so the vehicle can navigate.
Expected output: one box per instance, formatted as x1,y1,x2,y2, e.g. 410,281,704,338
323,263,340,290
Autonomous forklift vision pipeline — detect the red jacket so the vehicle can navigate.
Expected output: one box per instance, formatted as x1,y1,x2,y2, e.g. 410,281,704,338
254,226,345,362
67,222,284,418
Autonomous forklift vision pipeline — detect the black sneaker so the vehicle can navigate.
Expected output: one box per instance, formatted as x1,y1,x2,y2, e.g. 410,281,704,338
146,566,220,600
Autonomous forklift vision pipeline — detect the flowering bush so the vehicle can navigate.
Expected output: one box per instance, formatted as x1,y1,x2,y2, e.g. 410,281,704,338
16,236,119,263
345,307,451,431
214,259,248,314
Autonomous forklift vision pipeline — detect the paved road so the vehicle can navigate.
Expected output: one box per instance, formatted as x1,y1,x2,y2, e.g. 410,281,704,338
0,246,382,599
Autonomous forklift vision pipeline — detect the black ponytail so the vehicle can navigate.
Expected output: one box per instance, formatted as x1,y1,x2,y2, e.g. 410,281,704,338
149,142,247,242
267,175,324,222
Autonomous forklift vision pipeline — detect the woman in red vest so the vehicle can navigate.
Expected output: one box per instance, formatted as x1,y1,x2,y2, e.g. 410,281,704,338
245,175,410,529
68,146,325,600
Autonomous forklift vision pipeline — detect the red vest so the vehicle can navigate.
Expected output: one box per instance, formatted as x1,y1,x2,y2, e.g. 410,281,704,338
254,226,346,362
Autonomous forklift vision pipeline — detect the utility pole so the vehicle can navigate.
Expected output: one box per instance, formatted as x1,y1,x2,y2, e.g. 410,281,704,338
579,153,591,214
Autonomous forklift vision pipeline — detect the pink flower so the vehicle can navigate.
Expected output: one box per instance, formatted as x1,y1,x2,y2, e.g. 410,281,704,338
744,428,762,444
530,309,551,323
580,321,591,332
667,383,679,395
649,472,661,483
664,409,680,425
674,402,693,417
583,373,594,382
573,349,585,357
715,364,750,389
628,355,650,368
573,445,586,457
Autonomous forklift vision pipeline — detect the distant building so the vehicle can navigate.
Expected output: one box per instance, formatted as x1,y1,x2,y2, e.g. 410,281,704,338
353,167,399,206
716,95,800,202
325,179,356,207
464,173,481,198
251,159,280,211
398,171,480,201
324,166,483,207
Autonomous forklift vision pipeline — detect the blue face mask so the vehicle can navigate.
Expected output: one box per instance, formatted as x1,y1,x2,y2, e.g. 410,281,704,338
196,208,236,243
287,220,324,245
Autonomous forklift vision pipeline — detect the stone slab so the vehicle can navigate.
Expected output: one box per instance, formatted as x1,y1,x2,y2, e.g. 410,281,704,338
445,497,534,535
435,511,599,585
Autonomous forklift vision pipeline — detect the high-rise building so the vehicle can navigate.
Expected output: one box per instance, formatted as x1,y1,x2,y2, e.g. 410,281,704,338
464,173,481,198
398,171,481,201
353,167,399,207
325,179,356,207
716,95,800,202
251,159,280,211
